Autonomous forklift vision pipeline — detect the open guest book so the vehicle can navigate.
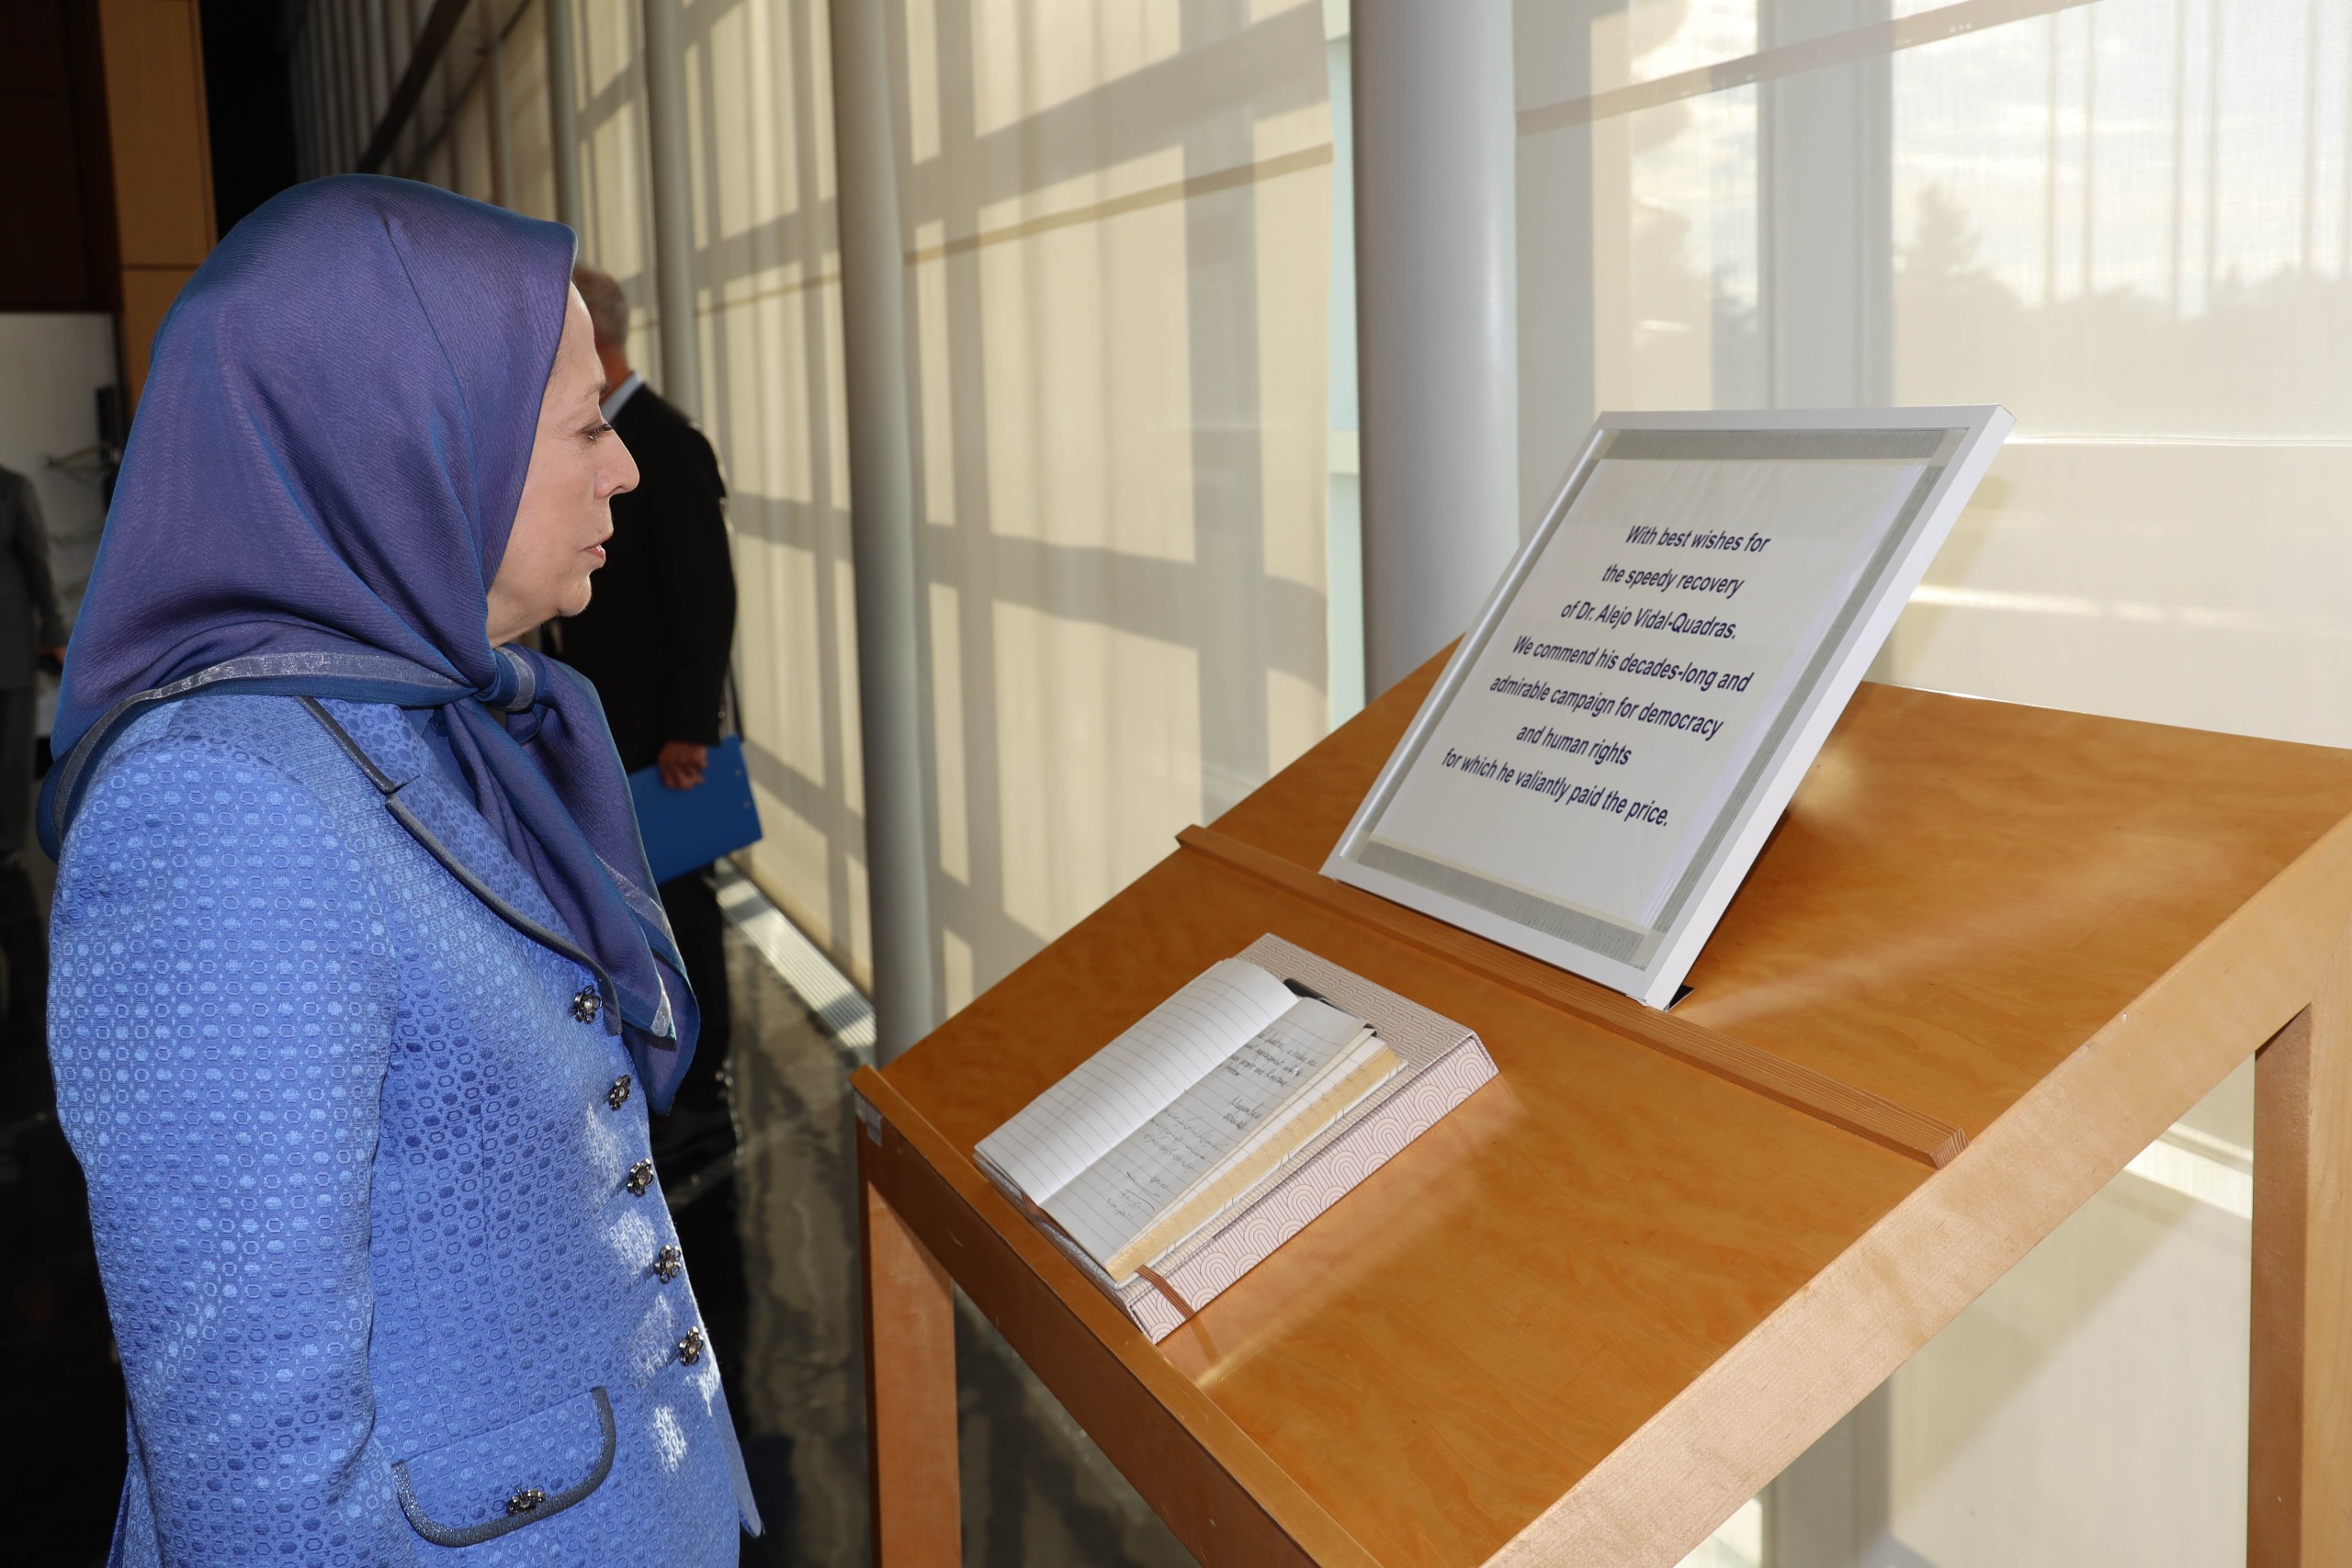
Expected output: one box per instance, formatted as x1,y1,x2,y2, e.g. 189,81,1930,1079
977,934,1497,1341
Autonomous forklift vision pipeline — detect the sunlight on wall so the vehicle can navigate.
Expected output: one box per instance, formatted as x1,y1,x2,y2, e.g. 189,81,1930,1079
988,604,1204,942
964,0,1186,138
502,5,556,220
901,0,1335,992
571,0,660,377
674,0,872,982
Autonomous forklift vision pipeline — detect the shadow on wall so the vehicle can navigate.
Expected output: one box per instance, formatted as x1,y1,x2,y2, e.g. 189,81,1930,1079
640,0,1340,1015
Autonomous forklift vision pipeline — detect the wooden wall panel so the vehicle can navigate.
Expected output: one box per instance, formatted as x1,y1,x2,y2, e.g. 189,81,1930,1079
118,263,195,404
97,0,211,265
95,0,213,406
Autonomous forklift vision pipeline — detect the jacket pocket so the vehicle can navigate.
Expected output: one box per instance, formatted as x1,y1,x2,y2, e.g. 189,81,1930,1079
391,1386,617,1548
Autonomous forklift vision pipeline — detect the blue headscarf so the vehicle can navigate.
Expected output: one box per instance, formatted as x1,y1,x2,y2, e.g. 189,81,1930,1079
41,175,698,1109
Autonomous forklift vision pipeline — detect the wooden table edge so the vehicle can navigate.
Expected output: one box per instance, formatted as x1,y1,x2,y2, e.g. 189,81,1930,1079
1485,807,2352,1567
853,1064,1385,1568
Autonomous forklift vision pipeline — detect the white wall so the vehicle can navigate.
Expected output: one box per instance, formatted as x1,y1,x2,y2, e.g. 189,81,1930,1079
0,312,117,735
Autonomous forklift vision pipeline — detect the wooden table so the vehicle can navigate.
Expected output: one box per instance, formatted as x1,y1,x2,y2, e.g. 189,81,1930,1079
853,659,2352,1566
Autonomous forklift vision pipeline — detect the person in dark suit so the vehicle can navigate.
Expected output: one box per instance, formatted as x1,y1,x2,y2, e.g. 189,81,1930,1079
0,466,64,1049
556,266,738,1118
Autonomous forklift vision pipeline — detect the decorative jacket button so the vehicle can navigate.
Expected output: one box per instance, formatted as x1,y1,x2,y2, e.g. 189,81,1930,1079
571,987,602,1023
505,1487,547,1516
677,1325,706,1365
607,1075,631,1111
626,1158,655,1197
653,1244,684,1281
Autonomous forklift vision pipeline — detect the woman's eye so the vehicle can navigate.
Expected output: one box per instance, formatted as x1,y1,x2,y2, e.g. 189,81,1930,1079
582,420,615,443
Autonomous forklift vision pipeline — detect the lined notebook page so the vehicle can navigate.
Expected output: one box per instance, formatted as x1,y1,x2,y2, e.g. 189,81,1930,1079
975,959,1297,1205
1040,998,1369,1272
1149,1034,1401,1235
1115,1035,1402,1278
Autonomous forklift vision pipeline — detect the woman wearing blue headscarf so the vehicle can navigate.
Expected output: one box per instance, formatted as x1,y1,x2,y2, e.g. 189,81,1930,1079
45,177,760,1562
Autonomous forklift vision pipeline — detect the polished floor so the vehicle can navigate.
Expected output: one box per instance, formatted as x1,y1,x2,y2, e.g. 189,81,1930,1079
709,873,1194,1566
0,863,1194,1565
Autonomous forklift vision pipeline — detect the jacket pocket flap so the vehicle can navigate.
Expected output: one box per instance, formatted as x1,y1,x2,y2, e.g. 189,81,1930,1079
392,1386,617,1547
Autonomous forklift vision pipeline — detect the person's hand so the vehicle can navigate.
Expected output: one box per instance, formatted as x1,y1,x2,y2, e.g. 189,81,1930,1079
657,740,708,791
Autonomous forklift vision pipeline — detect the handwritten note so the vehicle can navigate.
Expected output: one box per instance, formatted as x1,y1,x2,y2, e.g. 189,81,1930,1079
1040,999,1369,1268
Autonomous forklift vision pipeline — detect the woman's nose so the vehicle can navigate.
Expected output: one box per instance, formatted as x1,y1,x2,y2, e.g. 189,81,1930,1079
606,436,640,498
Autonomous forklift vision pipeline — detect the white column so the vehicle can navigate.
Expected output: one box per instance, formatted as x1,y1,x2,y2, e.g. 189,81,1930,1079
828,0,934,1061
1757,8,1896,1546
1350,0,1521,697
1761,0,1894,407
1511,0,1597,524
545,0,584,231
1765,1383,1894,1566
638,0,700,417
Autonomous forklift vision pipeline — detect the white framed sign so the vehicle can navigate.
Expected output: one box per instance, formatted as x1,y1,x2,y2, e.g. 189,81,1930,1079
1323,407,2013,1009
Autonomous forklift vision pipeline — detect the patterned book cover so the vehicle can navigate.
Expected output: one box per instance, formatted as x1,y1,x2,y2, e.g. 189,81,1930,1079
989,934,1498,1343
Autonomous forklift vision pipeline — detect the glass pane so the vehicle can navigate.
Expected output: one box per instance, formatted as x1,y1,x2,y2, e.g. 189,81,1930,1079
1516,1,2301,1558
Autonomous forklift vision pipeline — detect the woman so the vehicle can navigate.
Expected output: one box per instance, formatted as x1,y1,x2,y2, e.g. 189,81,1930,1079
45,177,759,1562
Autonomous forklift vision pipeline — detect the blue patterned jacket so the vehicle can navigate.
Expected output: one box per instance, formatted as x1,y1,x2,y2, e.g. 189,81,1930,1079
50,694,759,1565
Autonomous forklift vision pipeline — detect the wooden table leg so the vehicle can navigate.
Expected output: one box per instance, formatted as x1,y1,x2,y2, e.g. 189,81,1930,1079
862,1148,963,1567
2250,924,2352,1567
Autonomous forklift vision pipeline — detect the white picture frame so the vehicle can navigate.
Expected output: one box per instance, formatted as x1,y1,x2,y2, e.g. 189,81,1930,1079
1322,406,2014,1009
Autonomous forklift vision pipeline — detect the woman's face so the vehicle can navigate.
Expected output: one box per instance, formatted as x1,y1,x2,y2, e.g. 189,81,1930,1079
487,287,638,645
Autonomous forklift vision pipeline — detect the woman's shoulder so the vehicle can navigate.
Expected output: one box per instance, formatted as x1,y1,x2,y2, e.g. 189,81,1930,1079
99,690,342,773
56,695,412,926
72,693,400,837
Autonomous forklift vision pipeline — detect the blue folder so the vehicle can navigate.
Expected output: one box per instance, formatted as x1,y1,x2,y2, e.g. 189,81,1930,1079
627,735,763,886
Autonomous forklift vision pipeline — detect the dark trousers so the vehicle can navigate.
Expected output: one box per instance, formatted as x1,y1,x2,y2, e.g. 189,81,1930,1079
658,863,731,1112
0,687,42,1050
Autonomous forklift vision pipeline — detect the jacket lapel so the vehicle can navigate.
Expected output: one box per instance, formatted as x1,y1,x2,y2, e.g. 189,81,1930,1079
323,700,582,946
